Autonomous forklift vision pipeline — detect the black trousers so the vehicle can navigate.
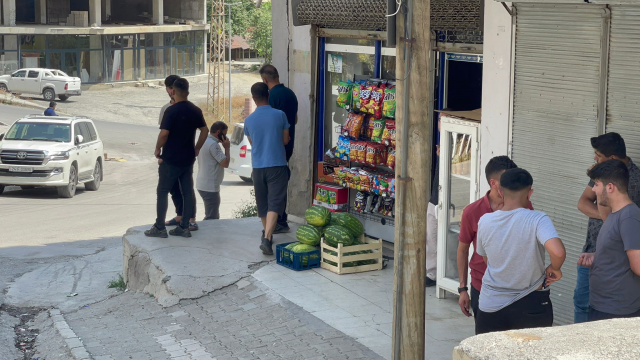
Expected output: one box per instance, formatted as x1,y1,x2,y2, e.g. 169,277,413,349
471,284,480,321
277,149,294,227
476,290,553,335
156,162,195,230
589,306,640,322
170,177,196,219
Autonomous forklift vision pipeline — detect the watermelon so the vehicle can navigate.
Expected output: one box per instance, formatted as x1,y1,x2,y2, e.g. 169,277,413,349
305,206,332,227
296,225,322,246
281,243,319,267
323,225,354,247
333,212,364,238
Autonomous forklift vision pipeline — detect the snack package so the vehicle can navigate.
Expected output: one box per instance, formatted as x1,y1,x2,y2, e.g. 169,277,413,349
380,197,395,217
365,194,375,213
387,149,396,170
365,144,377,166
361,115,371,138
336,81,352,109
359,169,372,192
335,135,351,160
328,190,337,205
372,195,383,213
365,143,387,166
359,86,373,113
389,178,396,199
355,141,367,164
371,119,385,142
346,113,365,139
381,120,397,147
354,191,368,213
316,188,329,203
366,115,376,139
367,86,385,118
382,87,396,118
352,84,363,110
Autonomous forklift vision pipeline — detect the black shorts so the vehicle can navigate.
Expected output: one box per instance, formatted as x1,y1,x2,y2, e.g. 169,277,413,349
252,166,289,218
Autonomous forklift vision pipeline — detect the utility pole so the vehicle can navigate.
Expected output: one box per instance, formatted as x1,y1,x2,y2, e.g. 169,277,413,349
391,0,432,358
207,0,225,120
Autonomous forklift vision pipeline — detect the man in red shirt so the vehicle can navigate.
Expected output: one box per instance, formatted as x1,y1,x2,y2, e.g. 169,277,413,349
457,156,533,327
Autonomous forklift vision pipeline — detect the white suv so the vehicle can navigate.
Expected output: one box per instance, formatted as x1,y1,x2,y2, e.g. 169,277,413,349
0,115,104,198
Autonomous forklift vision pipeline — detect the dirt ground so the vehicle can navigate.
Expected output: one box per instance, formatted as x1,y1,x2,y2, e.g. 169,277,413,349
31,70,262,128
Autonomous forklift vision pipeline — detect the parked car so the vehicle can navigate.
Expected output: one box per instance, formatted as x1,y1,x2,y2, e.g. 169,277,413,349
224,122,253,183
0,68,82,101
0,115,104,198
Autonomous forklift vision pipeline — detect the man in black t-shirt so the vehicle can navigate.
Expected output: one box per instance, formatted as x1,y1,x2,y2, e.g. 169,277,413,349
145,78,208,238
260,65,298,233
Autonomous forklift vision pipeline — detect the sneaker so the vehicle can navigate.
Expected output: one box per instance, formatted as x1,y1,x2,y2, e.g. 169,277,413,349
144,225,168,238
425,277,436,287
169,226,192,238
273,223,290,234
260,235,273,255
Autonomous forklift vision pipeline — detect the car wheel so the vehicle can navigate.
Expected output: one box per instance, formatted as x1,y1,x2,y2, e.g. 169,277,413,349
240,176,253,183
0,185,4,195
85,161,101,191
57,165,77,198
0,84,7,92
43,88,56,101
58,95,69,101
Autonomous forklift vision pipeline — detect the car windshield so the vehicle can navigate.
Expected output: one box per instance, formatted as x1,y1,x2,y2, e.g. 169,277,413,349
230,124,245,145
5,122,71,142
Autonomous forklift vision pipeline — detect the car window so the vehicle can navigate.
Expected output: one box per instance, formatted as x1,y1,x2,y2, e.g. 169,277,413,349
44,72,53,78
28,70,39,78
230,124,245,145
54,70,69,77
81,122,97,141
73,123,90,144
12,70,26,78
5,122,71,142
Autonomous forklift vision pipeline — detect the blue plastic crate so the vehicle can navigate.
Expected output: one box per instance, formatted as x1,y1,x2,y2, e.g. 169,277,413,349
276,242,321,271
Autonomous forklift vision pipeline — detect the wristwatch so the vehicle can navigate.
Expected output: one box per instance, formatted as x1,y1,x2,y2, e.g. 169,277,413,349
458,286,468,294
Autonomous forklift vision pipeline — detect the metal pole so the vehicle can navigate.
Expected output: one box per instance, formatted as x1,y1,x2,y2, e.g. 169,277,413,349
228,6,232,123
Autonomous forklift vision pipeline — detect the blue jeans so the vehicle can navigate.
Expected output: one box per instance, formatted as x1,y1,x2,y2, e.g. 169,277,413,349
573,265,590,324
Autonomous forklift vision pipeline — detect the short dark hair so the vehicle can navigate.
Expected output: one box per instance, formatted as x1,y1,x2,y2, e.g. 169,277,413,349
210,121,228,134
485,156,518,183
164,75,180,88
588,159,629,193
251,82,269,102
500,168,533,192
49,101,56,108
591,132,626,158
259,64,279,82
173,78,189,95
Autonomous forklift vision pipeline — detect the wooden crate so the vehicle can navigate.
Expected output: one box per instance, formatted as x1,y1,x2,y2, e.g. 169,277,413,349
320,236,383,275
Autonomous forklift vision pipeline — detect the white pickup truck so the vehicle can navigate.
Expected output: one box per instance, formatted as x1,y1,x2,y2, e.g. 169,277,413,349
0,68,82,102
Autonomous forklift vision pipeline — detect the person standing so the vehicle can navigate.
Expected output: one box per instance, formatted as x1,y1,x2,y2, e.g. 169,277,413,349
145,78,208,238
196,121,230,221
44,102,57,116
259,64,298,234
244,82,290,255
160,75,198,231
475,168,566,335
575,132,640,323
457,156,534,324
582,160,640,321
425,116,441,287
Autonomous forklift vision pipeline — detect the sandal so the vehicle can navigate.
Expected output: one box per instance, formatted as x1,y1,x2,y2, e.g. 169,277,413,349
189,222,199,231
165,218,179,226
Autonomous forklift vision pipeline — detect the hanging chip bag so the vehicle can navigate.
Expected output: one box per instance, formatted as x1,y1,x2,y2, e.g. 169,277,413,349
382,87,396,118
359,86,373,113
336,81,352,109
347,113,365,139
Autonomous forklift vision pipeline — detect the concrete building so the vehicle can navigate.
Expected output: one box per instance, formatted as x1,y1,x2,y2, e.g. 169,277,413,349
0,0,208,83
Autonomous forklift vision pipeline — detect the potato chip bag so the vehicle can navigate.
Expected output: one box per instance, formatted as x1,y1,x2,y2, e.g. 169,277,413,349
371,119,385,142
387,148,396,170
382,87,396,118
367,86,385,118
359,86,373,113
352,84,363,110
336,81,352,109
347,113,365,139
382,120,396,147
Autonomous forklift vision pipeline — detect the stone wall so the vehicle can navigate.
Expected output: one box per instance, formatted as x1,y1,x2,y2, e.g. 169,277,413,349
47,0,70,24
453,318,640,360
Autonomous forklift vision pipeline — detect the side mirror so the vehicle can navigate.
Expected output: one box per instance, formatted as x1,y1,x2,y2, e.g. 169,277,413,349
75,134,83,145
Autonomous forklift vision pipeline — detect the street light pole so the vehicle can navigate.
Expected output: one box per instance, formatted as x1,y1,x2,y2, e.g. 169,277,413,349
225,2,241,123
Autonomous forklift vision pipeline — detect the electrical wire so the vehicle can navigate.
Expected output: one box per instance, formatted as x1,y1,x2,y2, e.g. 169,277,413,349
387,0,402,17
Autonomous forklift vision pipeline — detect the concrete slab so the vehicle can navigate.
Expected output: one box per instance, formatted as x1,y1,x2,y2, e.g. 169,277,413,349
123,218,298,307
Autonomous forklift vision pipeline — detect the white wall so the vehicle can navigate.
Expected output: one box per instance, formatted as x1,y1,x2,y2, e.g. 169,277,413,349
480,1,514,194
271,0,289,85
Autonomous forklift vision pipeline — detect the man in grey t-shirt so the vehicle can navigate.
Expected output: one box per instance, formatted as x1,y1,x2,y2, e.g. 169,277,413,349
583,160,640,321
196,121,230,220
475,168,567,335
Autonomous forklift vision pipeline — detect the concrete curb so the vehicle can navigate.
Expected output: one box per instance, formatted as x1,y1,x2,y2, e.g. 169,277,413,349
49,309,92,360
0,93,48,110
81,74,209,91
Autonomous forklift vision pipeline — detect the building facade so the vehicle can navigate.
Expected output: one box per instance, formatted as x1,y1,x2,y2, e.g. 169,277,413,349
0,0,208,83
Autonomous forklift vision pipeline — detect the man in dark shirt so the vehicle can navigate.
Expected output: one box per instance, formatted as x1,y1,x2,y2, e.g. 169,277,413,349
145,78,208,238
260,65,298,233
583,160,640,321
44,102,57,116
575,132,640,323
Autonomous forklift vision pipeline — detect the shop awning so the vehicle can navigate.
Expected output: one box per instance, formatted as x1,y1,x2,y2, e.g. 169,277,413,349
291,0,389,31
498,0,636,3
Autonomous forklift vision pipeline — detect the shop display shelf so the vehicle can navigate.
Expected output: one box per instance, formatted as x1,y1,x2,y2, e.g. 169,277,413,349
349,208,395,227
320,236,383,275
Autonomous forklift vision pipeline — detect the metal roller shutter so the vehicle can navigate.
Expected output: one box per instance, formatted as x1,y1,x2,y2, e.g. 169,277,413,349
511,3,607,325
607,6,640,160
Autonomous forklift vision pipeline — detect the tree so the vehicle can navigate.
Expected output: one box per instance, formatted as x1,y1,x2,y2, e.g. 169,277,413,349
207,0,258,37
248,3,272,63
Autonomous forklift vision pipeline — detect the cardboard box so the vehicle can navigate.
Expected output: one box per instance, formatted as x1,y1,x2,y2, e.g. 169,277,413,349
314,183,349,210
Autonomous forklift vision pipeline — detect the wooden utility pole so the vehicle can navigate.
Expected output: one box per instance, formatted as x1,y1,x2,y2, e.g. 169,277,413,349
392,0,432,358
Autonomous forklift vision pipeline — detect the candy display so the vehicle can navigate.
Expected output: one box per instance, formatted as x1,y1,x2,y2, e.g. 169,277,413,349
382,87,396,119
336,81,353,109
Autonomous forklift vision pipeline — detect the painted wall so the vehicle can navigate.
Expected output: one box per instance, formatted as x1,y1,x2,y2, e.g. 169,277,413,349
479,1,513,194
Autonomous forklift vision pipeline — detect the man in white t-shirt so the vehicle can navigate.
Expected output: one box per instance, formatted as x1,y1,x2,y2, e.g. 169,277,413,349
196,121,230,220
475,168,566,335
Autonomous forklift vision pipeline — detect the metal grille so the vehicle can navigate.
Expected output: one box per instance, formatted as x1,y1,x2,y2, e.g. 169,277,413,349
294,0,388,31
431,0,483,44
0,150,45,165
606,6,640,162
512,3,606,325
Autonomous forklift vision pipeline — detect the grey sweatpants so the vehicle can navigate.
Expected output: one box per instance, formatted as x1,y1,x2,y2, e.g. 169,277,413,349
198,190,221,220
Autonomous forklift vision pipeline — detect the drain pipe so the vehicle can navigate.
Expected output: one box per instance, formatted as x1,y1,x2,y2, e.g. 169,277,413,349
393,0,413,358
